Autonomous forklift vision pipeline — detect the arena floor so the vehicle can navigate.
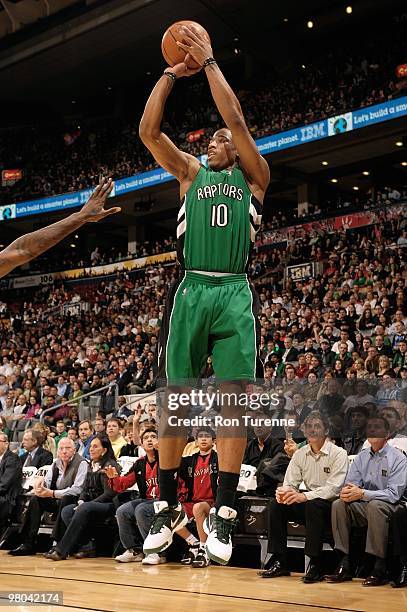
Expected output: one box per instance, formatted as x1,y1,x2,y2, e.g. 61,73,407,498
0,554,406,612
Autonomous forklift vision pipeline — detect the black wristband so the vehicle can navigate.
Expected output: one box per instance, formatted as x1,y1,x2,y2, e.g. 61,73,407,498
163,71,177,83
203,57,217,69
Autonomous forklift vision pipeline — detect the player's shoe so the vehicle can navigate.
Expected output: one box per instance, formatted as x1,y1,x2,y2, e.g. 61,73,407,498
192,546,210,568
143,501,188,555
204,506,237,565
181,544,200,565
115,549,144,563
142,553,167,565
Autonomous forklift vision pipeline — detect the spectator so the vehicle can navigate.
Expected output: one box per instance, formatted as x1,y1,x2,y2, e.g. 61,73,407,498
259,412,348,583
54,421,68,448
177,429,218,568
0,432,23,536
243,415,284,468
343,406,369,455
9,437,87,556
77,420,95,461
47,435,120,560
20,429,53,469
108,429,163,565
106,418,127,459
325,416,407,586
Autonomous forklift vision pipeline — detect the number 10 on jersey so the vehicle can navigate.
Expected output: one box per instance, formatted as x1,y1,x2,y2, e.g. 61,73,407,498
210,203,229,227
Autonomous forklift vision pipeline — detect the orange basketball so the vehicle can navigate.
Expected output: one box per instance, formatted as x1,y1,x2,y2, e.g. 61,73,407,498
161,20,211,69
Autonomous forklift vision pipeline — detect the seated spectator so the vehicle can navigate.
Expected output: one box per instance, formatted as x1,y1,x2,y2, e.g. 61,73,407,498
47,435,120,560
119,422,140,458
106,418,127,459
31,422,57,459
325,416,407,586
378,406,407,453
67,427,79,450
354,358,370,379
128,360,148,394
177,428,218,568
9,437,87,556
93,414,106,435
376,371,401,406
342,381,376,413
243,414,284,468
318,339,336,370
343,406,369,455
280,337,298,363
314,378,345,418
302,372,320,404
259,412,348,583
280,364,301,396
0,432,23,537
393,339,407,373
25,395,42,420
68,381,83,408
77,420,95,461
291,393,312,425
20,429,53,469
53,421,68,448
107,429,163,565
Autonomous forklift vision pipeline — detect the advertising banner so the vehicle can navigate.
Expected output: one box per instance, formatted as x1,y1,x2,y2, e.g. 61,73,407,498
1,97,405,222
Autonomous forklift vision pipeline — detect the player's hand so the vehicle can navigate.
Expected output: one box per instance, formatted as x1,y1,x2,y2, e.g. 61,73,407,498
177,25,214,67
170,55,201,78
79,177,121,222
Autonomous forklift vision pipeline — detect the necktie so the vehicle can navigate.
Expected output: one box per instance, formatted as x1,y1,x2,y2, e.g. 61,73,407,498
25,453,32,467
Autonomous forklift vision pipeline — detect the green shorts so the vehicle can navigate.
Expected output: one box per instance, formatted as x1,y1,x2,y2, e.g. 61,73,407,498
158,271,260,383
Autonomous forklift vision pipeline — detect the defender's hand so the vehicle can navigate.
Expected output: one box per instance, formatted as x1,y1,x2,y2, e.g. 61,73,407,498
79,178,121,222
177,25,214,67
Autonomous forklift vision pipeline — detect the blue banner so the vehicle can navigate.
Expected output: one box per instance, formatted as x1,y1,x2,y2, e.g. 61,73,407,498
1,96,406,222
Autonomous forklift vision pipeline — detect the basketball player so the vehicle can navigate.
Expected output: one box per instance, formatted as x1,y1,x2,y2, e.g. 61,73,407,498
0,178,119,279
140,25,270,565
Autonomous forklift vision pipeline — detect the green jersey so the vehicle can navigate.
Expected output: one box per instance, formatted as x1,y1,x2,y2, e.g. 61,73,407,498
177,165,262,274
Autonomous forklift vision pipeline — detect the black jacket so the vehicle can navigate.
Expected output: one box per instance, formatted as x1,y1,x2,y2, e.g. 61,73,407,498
79,457,121,503
20,447,53,469
178,451,218,502
0,450,23,505
109,452,159,499
243,435,284,468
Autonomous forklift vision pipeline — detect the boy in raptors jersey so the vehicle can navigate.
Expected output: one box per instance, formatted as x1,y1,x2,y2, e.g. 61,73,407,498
106,429,165,565
140,25,270,565
177,429,218,567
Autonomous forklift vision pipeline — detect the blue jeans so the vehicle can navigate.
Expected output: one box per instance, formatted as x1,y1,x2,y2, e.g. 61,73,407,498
56,501,114,557
116,499,155,550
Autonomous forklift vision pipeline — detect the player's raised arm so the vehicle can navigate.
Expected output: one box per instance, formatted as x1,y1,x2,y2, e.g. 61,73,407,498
177,26,270,197
0,178,120,279
139,58,201,185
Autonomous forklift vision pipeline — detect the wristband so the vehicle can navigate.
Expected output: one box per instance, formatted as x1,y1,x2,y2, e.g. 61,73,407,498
203,57,217,69
163,71,177,83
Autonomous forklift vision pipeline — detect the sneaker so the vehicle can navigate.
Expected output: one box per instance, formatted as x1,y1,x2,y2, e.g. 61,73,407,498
115,549,144,563
142,553,167,565
204,506,237,565
181,544,200,565
143,501,188,555
192,546,210,568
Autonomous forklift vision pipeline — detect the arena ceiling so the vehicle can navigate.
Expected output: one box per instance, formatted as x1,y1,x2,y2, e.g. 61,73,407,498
0,0,404,112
